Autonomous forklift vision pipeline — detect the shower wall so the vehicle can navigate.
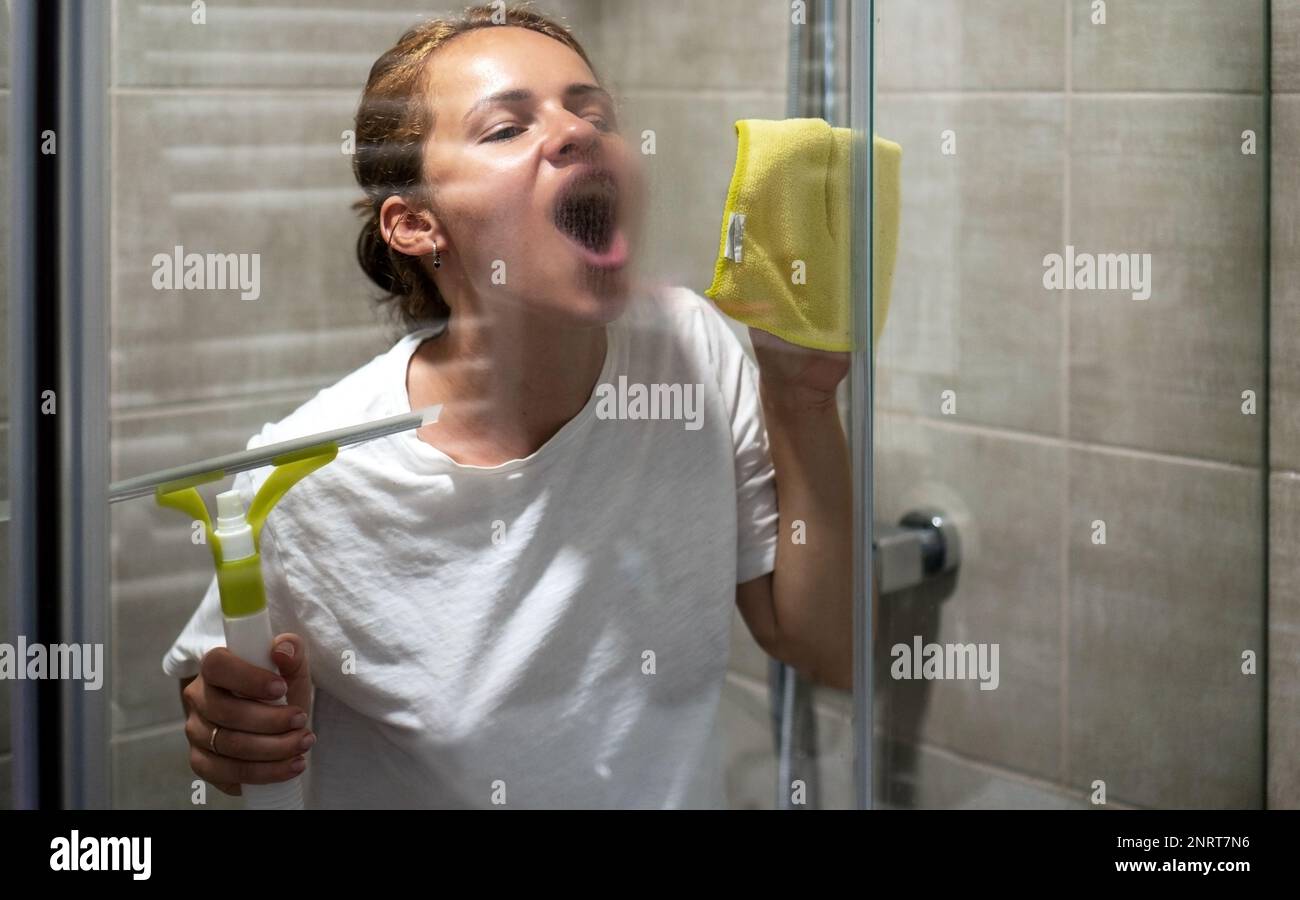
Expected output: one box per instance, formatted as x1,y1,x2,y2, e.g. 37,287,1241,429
1270,0,1300,810
873,0,1276,809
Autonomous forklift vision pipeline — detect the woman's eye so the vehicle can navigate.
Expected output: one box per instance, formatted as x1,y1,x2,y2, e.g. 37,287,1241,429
485,125,524,142
589,116,614,132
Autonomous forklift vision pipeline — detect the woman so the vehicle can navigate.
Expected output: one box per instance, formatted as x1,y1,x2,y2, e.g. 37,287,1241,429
164,4,852,809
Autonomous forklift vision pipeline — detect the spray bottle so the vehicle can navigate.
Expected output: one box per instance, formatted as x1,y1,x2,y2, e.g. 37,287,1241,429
155,443,338,810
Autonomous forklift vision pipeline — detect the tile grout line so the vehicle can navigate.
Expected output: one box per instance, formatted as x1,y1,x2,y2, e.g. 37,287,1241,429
110,388,321,423
878,409,1266,475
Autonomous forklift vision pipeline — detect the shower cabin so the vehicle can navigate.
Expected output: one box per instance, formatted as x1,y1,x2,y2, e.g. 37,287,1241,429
4,0,1290,810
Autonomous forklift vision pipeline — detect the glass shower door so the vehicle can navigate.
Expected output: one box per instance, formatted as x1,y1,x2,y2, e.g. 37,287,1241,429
870,0,1270,809
84,0,875,810
3,0,1288,819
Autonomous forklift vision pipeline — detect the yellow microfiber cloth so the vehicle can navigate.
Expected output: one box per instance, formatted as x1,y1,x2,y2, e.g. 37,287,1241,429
704,118,901,353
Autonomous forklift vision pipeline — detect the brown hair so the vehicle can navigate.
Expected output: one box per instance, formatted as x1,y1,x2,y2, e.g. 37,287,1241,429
352,3,599,328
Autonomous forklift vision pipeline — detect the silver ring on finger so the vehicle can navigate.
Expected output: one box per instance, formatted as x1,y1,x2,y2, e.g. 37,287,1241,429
209,725,220,755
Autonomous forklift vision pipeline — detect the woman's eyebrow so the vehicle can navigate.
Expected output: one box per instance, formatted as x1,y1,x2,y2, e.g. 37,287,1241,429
461,83,612,126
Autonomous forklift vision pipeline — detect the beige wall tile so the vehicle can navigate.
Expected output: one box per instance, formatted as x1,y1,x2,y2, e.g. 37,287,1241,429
876,0,1065,92
875,95,1067,435
1272,96,1300,470
1278,0,1300,91
1071,0,1266,92
594,0,788,95
1067,448,1264,808
1269,473,1300,808
1068,96,1266,464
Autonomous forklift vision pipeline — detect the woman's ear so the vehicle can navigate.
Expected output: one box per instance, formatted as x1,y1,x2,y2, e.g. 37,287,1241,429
378,195,439,257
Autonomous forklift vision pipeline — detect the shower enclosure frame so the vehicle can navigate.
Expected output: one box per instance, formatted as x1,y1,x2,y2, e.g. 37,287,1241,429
7,0,113,810
847,0,876,813
770,0,875,812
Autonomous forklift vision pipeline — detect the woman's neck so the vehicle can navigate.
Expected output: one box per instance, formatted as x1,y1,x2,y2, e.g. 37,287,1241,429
405,303,608,467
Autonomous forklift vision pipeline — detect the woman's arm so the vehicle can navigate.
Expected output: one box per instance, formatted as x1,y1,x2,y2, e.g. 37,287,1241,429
735,328,853,691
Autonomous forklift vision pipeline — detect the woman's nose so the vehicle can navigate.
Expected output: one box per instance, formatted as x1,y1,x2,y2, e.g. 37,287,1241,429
545,111,603,161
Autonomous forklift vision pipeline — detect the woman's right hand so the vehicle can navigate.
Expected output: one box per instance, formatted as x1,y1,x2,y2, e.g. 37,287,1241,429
181,633,315,796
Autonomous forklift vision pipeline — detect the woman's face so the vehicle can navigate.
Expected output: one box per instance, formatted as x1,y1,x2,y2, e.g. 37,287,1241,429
421,26,645,326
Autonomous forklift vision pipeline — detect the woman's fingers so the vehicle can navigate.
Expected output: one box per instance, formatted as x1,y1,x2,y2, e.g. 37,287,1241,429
200,646,289,702
199,678,307,735
189,744,308,787
187,641,316,791
269,633,313,714
185,709,314,764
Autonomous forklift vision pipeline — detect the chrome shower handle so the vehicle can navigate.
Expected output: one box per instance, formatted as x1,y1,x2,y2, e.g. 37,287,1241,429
873,508,961,596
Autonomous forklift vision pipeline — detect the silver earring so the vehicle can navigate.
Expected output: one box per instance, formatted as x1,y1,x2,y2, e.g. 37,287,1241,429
432,242,442,269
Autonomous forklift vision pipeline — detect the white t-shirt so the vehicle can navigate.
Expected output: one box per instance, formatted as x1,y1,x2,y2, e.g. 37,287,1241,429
162,283,779,809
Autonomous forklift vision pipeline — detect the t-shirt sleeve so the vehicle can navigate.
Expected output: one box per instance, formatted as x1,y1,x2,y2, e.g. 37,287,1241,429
161,571,224,680
696,294,780,584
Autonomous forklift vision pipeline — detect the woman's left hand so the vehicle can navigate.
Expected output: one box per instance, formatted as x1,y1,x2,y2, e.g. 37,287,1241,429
748,327,851,407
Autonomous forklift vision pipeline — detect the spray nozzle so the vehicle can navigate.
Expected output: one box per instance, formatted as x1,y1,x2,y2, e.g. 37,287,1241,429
213,489,255,563
216,489,247,528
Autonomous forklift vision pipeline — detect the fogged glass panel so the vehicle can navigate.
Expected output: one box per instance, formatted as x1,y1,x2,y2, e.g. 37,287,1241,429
873,0,1269,809
107,1,863,809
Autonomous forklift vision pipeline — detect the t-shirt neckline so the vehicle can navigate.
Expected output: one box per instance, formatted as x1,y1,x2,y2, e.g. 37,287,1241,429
389,320,620,476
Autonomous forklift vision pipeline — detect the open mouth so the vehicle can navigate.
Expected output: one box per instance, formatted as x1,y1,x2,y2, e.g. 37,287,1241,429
552,170,628,269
